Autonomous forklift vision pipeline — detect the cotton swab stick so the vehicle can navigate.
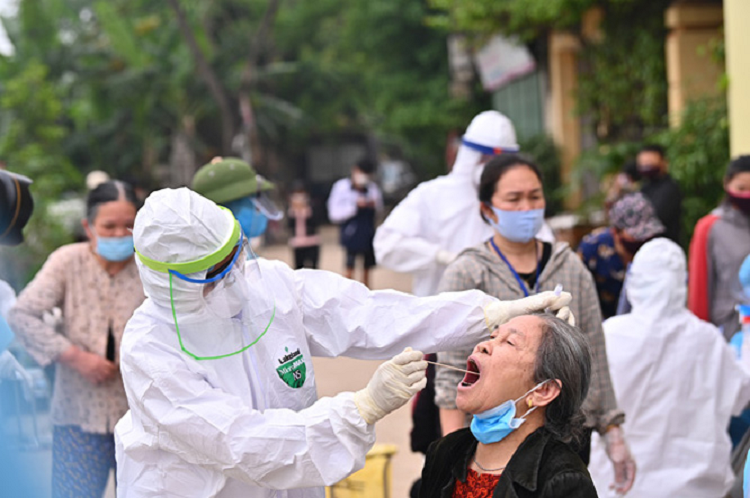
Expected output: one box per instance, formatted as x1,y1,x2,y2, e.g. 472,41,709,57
544,284,564,313
424,360,473,375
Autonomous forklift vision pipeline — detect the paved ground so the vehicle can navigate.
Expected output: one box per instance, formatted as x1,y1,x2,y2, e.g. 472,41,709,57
263,227,423,498
7,226,423,497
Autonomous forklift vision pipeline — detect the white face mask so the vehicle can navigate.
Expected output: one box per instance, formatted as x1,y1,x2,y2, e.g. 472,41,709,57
353,172,369,187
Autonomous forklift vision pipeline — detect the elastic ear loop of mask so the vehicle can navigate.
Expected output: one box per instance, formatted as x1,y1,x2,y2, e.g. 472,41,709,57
168,272,276,361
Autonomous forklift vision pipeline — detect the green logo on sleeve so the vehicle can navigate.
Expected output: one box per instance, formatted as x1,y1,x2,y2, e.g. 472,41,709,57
276,347,307,388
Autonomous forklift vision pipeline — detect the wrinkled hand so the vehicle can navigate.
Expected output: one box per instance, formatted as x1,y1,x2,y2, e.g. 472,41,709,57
605,426,636,494
354,347,427,424
62,347,118,385
435,250,458,266
483,291,572,330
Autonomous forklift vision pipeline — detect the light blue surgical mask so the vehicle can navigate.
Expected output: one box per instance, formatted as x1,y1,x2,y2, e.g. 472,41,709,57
470,380,549,444
225,197,268,239
96,234,135,262
488,206,544,243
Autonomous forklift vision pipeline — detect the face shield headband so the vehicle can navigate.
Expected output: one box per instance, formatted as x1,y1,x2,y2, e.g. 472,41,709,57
461,137,520,156
135,207,276,360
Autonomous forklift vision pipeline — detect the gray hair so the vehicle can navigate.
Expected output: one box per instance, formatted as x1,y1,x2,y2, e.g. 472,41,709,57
533,314,592,443
86,180,138,223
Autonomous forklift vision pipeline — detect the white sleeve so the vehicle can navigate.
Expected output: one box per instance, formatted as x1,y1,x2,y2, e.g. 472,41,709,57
293,267,495,359
373,187,442,273
123,347,375,489
327,180,357,223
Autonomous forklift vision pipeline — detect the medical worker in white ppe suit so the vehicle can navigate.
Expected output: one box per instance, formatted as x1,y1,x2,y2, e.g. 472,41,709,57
114,188,573,498
374,110,553,297
588,238,750,497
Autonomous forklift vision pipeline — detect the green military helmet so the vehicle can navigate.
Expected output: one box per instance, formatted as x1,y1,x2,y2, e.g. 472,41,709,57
192,156,274,204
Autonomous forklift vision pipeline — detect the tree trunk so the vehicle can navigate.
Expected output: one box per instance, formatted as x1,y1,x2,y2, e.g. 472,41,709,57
239,0,282,169
166,0,235,154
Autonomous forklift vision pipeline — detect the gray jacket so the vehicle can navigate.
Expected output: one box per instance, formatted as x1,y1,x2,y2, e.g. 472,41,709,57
704,204,750,340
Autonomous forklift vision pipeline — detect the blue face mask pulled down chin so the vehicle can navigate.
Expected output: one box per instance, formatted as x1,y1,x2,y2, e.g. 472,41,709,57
470,381,549,444
97,235,135,262
488,206,544,243
226,197,268,239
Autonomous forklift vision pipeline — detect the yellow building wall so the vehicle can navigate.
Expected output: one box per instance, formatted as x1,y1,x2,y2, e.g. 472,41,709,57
725,0,750,156
665,4,724,125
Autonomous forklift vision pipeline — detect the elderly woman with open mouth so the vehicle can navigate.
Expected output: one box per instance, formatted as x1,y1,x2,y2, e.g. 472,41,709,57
419,314,597,498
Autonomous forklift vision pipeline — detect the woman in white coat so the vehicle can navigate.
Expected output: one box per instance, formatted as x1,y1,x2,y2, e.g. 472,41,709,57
588,238,750,497
115,187,571,498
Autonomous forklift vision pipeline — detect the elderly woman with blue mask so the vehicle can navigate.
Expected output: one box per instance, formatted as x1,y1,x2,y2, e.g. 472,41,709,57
434,154,636,493
9,179,145,497
420,314,597,498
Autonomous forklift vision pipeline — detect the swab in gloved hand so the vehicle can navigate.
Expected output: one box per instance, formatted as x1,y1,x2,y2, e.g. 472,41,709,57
483,290,572,330
353,347,428,425
548,284,576,326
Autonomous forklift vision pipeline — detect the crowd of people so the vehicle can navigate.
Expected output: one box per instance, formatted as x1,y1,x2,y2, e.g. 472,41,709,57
0,109,749,498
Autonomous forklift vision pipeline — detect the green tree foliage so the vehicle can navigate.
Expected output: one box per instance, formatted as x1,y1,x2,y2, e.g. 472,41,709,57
655,98,729,245
577,1,671,143
0,60,82,281
427,0,595,40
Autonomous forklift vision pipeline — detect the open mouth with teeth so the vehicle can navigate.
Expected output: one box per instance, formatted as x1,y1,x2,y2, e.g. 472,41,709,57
461,358,481,387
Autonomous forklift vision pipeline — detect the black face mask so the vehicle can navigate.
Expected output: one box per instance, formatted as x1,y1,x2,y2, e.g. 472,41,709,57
620,238,646,259
727,190,750,215
638,165,662,180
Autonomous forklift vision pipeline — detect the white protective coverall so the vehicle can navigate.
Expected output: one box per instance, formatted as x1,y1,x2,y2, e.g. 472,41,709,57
373,111,552,297
588,238,750,497
115,188,501,498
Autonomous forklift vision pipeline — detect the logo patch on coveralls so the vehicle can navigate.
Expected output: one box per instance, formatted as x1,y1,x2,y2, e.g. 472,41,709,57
276,346,307,388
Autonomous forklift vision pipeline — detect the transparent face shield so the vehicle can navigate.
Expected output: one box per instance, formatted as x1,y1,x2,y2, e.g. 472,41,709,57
137,210,276,360
251,191,283,221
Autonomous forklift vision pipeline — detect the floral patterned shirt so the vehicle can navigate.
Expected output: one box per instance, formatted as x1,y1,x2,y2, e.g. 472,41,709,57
9,243,144,433
452,468,501,498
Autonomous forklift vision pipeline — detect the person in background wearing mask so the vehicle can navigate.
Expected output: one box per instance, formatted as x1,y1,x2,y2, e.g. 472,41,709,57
588,238,750,497
327,158,383,287
9,180,145,498
434,154,636,493
606,192,666,316
689,156,750,341
374,111,521,298
576,167,640,320
192,156,283,244
637,144,682,243
114,187,573,497
287,181,321,269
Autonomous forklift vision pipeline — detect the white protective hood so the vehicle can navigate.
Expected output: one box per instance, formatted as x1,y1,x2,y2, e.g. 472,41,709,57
588,238,750,497
116,188,499,497
134,187,235,314
374,111,546,297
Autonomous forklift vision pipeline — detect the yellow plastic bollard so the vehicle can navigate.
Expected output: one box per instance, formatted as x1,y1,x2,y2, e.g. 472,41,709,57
326,444,398,498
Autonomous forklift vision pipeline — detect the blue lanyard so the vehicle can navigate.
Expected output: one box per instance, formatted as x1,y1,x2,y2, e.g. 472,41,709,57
488,238,540,297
